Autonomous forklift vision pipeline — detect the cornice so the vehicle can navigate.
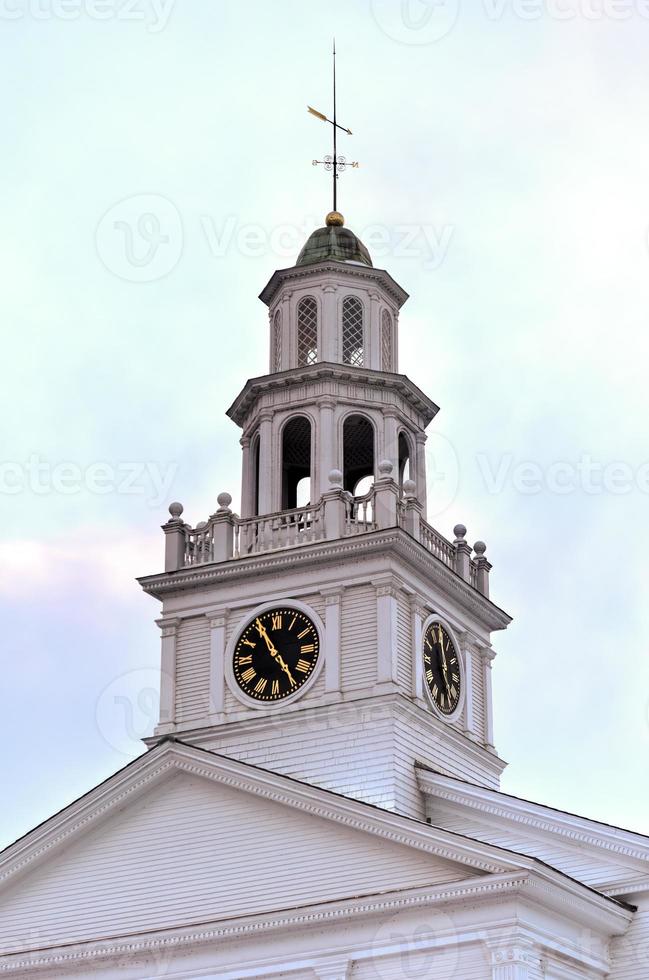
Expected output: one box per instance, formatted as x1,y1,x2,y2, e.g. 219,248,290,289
258,260,409,308
138,527,512,633
226,362,439,429
416,768,649,868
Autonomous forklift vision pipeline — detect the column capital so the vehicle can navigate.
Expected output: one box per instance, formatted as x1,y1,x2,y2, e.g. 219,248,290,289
484,937,542,978
317,395,337,411
321,587,343,606
205,607,228,629
258,409,274,424
155,617,180,639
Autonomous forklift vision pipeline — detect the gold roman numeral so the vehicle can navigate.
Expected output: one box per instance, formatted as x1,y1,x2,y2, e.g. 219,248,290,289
301,643,315,655
242,638,255,649
289,615,297,631
238,655,253,665
241,667,256,683
271,679,280,696
432,685,439,698
452,672,459,683
296,659,311,673
254,677,267,694
426,669,433,683
271,614,282,631
450,685,457,699
297,627,310,640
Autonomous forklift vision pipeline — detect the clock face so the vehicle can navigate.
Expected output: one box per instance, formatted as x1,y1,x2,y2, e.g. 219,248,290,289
423,620,462,716
233,607,320,703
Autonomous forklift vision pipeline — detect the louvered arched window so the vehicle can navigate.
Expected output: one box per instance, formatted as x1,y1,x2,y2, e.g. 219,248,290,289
381,310,393,372
342,296,364,367
272,310,282,373
297,297,318,366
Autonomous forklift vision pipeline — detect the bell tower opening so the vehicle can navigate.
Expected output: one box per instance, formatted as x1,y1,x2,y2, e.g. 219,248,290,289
398,431,412,490
342,295,364,367
343,414,375,496
281,415,312,509
297,297,318,366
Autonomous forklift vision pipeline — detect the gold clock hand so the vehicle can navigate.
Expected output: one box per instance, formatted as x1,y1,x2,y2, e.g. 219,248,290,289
255,618,296,687
275,653,297,688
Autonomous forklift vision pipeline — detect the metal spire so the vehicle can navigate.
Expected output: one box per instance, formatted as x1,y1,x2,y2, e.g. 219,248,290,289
308,39,358,219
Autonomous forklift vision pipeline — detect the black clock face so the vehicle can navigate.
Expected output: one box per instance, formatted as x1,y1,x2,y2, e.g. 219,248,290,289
233,607,320,703
423,621,462,716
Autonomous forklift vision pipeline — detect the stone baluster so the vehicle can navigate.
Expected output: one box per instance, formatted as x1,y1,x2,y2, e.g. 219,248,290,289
210,493,236,562
163,502,187,572
373,460,399,530
474,540,492,597
453,523,472,582
401,478,422,541
322,469,348,540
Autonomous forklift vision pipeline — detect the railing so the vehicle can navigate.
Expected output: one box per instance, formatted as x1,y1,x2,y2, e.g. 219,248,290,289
164,473,491,597
234,503,324,558
345,490,376,535
419,518,456,570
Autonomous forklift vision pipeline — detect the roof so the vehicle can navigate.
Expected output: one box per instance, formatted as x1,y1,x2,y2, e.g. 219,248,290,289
296,223,373,268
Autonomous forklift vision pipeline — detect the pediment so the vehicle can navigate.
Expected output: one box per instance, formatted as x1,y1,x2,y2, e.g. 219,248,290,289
0,742,510,953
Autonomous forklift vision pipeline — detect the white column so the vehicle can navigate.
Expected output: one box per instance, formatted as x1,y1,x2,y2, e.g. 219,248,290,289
322,589,343,693
383,408,399,475
322,283,338,361
156,617,179,733
257,410,274,515
415,431,428,517
240,435,252,518
368,289,381,369
375,581,398,685
410,596,426,700
462,637,476,739
318,397,336,497
483,647,496,748
207,610,228,719
281,291,292,368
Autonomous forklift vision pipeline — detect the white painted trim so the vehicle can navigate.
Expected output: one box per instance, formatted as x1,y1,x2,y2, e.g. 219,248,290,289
420,614,467,724
223,598,326,711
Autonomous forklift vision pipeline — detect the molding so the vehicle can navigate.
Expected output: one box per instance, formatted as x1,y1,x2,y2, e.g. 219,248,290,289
138,528,512,633
416,768,649,867
226,362,438,429
258,259,409,309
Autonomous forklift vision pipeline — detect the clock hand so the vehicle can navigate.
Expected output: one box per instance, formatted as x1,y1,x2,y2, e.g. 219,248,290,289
437,628,451,694
254,619,297,687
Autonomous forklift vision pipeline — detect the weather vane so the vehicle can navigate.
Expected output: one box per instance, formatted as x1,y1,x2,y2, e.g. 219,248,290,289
308,39,359,217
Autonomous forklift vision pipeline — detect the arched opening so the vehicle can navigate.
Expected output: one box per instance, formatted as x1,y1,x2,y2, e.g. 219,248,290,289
343,414,375,495
297,296,318,366
251,432,260,516
398,432,412,490
281,416,312,510
272,309,282,373
381,309,393,372
342,296,364,367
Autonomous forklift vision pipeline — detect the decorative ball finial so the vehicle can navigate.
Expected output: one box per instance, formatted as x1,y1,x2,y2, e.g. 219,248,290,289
453,524,467,541
168,502,184,520
474,540,487,557
329,468,344,487
378,459,394,478
326,210,345,227
217,492,233,511
403,479,416,497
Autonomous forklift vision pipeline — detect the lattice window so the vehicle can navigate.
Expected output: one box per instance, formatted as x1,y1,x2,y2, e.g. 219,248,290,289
381,310,393,371
272,310,282,373
342,296,364,367
297,297,318,366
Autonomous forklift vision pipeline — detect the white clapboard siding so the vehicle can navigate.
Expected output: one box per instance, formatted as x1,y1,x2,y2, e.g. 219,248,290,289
341,586,378,691
396,591,412,694
175,616,210,724
609,899,649,980
0,773,475,950
205,706,398,811
427,810,648,891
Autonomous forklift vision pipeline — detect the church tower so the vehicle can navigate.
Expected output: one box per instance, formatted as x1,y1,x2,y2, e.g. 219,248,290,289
139,210,511,820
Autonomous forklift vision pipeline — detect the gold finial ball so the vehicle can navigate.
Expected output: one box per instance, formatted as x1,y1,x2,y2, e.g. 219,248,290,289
325,210,345,227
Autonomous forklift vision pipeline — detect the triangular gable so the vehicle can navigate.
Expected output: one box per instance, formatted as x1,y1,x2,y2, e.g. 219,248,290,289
0,742,510,952
417,766,649,896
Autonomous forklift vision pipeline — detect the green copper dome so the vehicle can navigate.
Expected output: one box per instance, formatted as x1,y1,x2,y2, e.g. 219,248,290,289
296,215,373,268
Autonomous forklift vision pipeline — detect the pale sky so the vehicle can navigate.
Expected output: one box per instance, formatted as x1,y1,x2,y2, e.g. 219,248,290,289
2,0,649,849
